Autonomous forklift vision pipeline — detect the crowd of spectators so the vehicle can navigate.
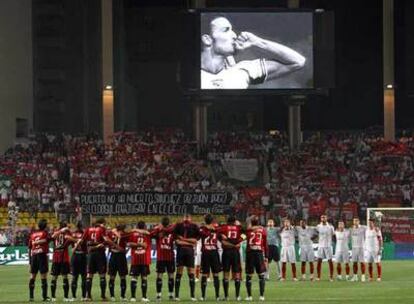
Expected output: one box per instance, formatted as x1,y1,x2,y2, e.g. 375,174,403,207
1,129,414,244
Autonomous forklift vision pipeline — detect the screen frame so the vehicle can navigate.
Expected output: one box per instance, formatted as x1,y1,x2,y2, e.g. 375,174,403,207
196,8,316,95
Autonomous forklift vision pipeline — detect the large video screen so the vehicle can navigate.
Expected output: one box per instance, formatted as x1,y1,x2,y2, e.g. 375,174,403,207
200,12,313,90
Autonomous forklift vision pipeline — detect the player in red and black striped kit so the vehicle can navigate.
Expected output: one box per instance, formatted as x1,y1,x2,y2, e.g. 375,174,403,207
70,222,87,301
151,217,175,301
107,223,129,301
50,221,77,301
199,214,222,301
28,219,51,302
127,221,151,302
245,216,268,301
81,218,115,301
219,215,243,301
173,214,200,301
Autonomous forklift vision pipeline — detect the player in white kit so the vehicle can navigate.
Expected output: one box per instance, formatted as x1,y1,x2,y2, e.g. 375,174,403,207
280,219,297,281
350,218,367,282
334,220,351,280
316,215,334,281
296,219,316,281
195,239,202,282
365,219,383,281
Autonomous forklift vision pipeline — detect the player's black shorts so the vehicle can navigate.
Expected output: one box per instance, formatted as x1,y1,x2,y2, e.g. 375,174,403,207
268,245,280,262
176,247,195,268
30,253,49,274
51,262,70,276
156,260,176,274
201,250,222,274
130,265,150,277
71,253,87,276
245,250,266,275
108,252,128,276
87,250,107,274
222,248,241,273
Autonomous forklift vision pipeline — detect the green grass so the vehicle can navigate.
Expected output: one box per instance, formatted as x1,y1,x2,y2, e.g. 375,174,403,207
1,261,414,303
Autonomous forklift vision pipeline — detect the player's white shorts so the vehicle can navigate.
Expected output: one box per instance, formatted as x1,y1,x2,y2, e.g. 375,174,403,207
300,246,314,262
281,246,296,263
364,250,381,263
317,247,333,260
335,250,350,263
352,247,364,262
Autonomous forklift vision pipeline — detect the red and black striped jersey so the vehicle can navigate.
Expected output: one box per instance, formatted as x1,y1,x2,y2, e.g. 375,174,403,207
151,227,174,261
246,226,268,257
83,226,107,252
199,226,220,252
52,229,72,263
107,230,129,253
72,230,87,254
129,231,151,265
219,224,243,250
28,230,51,256
174,221,200,249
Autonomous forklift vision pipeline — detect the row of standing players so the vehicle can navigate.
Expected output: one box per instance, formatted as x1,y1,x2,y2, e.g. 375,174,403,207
28,214,267,302
266,215,383,283
27,214,383,302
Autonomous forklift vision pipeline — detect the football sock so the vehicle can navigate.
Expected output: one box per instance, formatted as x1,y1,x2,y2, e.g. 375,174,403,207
168,277,174,293
71,275,78,298
259,274,265,297
156,277,162,294
130,278,137,298
29,278,35,299
292,263,297,278
141,279,147,298
201,276,207,298
213,276,220,298
223,278,229,298
246,276,252,297
99,277,106,298
120,278,127,298
63,278,69,298
328,260,334,278
235,278,241,298
109,278,115,298
41,278,48,300
189,274,195,298
174,274,182,298
301,262,306,275
377,264,382,278
51,279,57,298
86,278,92,298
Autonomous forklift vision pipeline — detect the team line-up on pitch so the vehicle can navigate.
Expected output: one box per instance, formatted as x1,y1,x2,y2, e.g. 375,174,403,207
27,214,383,302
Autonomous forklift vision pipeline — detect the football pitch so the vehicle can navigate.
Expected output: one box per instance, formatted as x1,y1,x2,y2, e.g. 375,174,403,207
1,261,414,303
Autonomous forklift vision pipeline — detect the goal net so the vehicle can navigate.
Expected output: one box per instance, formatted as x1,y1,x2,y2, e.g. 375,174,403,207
367,208,414,260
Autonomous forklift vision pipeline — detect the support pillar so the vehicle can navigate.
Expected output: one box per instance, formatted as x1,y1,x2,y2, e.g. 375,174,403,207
383,0,395,141
193,102,209,152
102,0,114,143
286,96,305,151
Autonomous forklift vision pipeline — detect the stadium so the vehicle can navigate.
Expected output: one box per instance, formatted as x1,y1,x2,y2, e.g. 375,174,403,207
1,0,414,303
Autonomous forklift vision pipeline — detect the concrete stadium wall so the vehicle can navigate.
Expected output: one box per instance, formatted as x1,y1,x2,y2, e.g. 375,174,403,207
0,0,33,154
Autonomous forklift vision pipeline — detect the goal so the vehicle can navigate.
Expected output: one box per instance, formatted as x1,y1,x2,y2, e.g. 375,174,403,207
367,207,414,259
